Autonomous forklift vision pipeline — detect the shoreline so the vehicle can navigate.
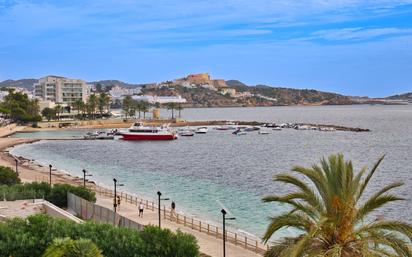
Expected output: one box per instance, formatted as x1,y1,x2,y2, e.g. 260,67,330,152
22,118,370,133
1,135,263,239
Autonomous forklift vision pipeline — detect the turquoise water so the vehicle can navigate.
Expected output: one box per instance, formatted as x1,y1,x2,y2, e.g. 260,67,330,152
10,105,412,239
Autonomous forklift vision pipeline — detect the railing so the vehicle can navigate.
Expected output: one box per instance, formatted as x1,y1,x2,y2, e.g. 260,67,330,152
67,192,144,231
95,186,268,255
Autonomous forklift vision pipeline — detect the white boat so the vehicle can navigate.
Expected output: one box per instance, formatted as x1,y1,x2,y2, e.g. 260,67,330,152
272,127,282,131
195,127,208,134
120,123,177,140
258,130,269,135
179,131,195,136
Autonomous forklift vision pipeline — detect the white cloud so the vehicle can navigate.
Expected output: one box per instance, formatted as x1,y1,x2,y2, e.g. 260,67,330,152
311,27,412,41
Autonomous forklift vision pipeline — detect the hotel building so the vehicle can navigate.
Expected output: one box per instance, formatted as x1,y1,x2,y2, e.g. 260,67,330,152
34,76,90,105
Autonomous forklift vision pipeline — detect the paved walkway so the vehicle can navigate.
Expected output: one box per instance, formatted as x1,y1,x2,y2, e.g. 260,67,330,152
95,196,262,257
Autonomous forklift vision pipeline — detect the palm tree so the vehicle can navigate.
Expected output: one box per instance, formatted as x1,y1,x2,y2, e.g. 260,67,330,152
72,99,84,119
98,92,110,117
263,154,412,257
141,101,150,119
54,104,62,121
88,94,98,119
166,102,177,119
176,103,183,118
122,95,133,120
42,238,103,257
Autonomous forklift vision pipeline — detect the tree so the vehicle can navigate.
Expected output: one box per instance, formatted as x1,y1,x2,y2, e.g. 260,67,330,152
98,92,110,117
72,99,84,119
176,103,183,118
42,238,103,257
0,166,20,185
87,94,98,119
122,96,133,120
41,108,56,122
0,90,41,122
141,101,150,119
263,154,412,257
166,102,177,119
54,104,62,121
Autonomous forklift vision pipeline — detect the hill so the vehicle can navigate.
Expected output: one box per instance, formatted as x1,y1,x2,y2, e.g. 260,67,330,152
386,92,412,101
0,79,37,89
89,80,142,88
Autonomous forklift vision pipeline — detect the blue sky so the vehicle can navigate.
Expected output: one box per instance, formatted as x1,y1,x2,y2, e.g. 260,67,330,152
0,0,411,97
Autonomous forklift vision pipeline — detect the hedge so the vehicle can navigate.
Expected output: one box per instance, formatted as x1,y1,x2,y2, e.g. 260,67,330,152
0,214,200,257
0,182,96,208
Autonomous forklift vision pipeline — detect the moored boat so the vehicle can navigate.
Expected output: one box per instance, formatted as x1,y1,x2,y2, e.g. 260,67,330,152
120,123,177,140
195,127,208,134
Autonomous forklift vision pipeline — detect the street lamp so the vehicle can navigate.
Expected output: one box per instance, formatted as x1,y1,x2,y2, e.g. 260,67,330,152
15,159,18,176
157,191,169,228
221,209,235,257
82,169,92,188
49,164,52,185
113,178,124,213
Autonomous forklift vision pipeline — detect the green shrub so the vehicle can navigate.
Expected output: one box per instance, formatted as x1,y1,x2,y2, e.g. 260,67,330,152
47,184,96,208
0,165,21,185
0,214,200,257
0,182,95,208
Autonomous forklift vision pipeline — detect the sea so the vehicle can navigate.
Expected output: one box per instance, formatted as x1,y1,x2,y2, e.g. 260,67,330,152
9,105,412,239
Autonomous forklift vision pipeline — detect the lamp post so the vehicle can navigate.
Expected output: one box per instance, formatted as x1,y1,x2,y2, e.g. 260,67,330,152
113,178,124,213
82,169,92,188
157,191,169,228
15,159,18,176
49,164,52,185
221,209,235,257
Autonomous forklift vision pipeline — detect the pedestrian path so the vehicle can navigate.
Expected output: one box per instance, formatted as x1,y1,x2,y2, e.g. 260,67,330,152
96,196,262,257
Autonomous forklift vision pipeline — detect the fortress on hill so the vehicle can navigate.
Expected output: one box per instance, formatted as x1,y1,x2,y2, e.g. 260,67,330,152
174,73,228,88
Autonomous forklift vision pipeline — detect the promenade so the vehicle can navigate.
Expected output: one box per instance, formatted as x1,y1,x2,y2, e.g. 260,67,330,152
0,132,265,257
94,194,262,257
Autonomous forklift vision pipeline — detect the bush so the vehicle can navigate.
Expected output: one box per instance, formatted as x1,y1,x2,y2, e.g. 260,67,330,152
47,184,96,208
0,182,95,208
0,165,21,185
0,214,200,257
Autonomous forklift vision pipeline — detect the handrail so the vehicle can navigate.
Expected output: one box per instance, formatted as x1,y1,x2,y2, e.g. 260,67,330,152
94,186,268,255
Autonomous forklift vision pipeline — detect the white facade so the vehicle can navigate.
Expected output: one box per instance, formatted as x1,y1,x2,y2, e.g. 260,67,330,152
132,95,187,104
34,76,90,104
109,85,141,99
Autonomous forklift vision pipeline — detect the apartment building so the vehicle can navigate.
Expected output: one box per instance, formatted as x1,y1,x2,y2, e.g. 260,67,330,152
34,76,90,104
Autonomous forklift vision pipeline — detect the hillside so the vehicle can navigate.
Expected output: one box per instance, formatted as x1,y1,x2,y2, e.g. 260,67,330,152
0,79,37,89
89,80,142,88
386,92,412,101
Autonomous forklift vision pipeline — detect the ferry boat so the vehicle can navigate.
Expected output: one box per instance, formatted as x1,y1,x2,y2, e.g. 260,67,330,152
120,123,178,140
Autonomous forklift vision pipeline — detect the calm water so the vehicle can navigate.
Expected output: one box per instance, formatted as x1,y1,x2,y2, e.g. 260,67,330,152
10,105,412,239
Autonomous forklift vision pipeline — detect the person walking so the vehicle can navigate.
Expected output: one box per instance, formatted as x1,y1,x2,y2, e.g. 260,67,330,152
117,196,121,211
170,201,176,220
139,201,144,218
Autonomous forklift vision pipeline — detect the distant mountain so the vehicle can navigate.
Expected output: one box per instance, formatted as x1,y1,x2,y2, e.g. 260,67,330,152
89,80,142,88
0,79,37,89
386,92,412,101
225,80,249,91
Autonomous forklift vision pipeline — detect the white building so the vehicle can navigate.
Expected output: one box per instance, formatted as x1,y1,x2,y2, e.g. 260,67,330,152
109,85,141,100
132,95,187,104
34,76,90,105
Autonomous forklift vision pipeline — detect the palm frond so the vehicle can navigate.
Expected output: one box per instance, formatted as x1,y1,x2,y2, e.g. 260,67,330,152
356,155,385,201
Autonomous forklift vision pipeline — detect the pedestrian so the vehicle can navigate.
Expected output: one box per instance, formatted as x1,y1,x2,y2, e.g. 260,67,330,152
139,201,144,218
170,201,176,220
117,196,121,211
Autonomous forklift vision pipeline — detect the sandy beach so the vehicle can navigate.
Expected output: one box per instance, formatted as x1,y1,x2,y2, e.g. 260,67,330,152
0,125,264,257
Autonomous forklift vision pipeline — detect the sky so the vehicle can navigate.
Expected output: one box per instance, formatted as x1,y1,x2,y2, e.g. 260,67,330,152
0,0,411,97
